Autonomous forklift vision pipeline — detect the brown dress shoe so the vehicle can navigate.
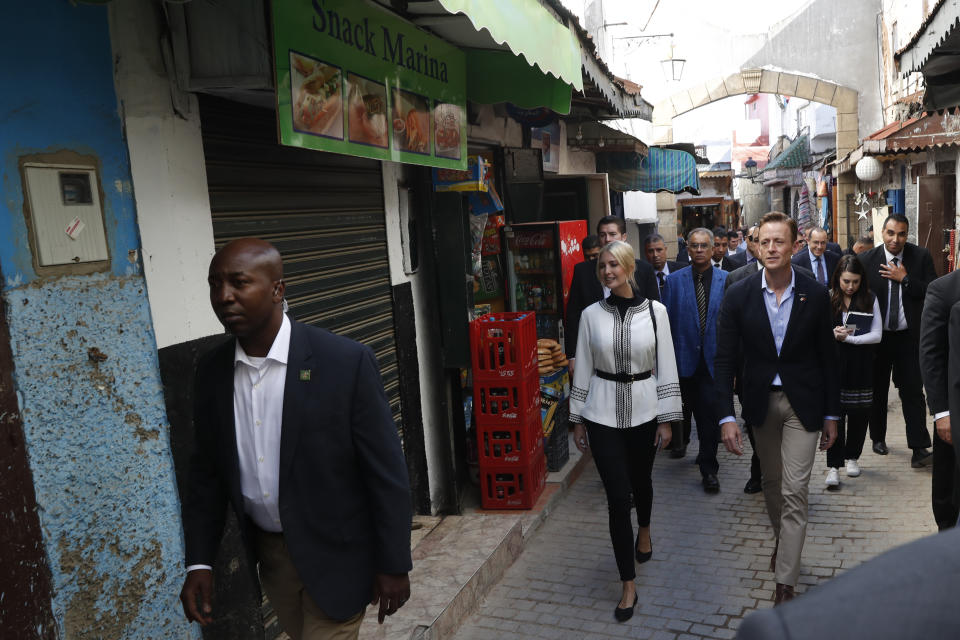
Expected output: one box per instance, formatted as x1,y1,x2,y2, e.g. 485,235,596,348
773,583,795,605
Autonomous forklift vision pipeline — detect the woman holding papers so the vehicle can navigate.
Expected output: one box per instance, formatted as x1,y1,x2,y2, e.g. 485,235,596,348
824,255,882,488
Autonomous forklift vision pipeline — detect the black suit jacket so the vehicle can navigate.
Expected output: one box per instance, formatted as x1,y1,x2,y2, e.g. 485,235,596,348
826,241,842,256
565,258,659,355
715,270,840,431
710,256,738,272
737,528,960,640
858,243,937,340
182,320,412,620
920,270,960,448
792,249,839,284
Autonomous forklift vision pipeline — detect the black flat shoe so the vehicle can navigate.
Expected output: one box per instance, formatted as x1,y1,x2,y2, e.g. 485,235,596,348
872,441,889,455
743,477,762,494
635,532,652,564
614,593,638,622
702,473,720,494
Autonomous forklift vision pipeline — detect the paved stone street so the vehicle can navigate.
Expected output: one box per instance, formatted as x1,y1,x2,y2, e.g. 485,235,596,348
453,389,938,639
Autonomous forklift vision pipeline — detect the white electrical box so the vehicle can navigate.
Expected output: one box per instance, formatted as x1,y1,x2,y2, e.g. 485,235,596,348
23,163,109,267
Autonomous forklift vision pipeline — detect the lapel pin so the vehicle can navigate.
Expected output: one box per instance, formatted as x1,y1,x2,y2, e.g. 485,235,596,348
799,294,807,303
299,369,311,381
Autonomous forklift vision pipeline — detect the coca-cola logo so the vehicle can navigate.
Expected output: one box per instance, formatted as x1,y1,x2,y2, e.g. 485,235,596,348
499,370,515,377
503,455,520,462
516,232,553,249
502,412,518,419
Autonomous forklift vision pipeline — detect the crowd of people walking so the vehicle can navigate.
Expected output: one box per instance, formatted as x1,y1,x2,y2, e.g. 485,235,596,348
567,211,954,621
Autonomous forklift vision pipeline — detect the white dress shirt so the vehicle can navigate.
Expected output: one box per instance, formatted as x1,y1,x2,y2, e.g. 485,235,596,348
882,246,908,331
187,314,291,573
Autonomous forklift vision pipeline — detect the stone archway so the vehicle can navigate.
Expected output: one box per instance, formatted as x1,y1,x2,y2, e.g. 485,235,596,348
651,69,859,250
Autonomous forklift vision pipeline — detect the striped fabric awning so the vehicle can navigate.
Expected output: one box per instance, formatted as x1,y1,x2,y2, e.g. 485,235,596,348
597,147,700,194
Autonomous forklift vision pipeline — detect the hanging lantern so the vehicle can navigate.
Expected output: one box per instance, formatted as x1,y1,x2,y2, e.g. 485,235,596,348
855,156,883,182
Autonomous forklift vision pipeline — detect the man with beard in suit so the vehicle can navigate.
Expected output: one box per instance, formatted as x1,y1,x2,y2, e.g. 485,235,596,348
858,214,936,466
565,216,659,372
920,268,960,530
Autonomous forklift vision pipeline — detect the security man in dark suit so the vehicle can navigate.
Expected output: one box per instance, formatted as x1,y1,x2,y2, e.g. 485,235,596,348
644,232,683,298
711,226,740,271
920,269,960,530
565,215,659,370
792,228,839,287
858,213,936,466
180,239,412,639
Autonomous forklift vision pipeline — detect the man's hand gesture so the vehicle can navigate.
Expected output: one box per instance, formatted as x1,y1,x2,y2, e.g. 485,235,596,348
371,572,410,624
180,569,214,626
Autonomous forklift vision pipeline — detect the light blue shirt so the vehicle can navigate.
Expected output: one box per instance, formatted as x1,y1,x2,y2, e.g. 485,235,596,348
719,267,837,426
808,249,828,284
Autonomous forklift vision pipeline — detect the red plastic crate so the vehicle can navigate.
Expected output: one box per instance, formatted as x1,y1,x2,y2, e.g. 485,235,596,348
470,312,537,381
477,413,544,466
473,374,541,427
479,455,547,510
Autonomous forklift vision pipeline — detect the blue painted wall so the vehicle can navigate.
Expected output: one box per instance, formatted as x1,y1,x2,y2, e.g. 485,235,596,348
0,3,195,637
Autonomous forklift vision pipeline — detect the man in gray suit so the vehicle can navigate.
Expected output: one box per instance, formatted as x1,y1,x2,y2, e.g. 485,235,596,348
737,527,960,639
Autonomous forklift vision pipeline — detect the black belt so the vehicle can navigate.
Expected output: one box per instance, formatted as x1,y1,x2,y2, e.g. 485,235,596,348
769,385,783,392
596,369,652,383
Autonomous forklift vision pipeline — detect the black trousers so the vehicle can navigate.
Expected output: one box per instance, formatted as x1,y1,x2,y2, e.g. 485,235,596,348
679,361,720,476
826,410,870,468
587,420,658,581
870,330,931,450
932,430,960,531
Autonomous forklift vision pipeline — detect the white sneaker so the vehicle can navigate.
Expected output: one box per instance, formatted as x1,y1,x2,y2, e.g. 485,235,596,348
845,459,861,477
825,468,840,487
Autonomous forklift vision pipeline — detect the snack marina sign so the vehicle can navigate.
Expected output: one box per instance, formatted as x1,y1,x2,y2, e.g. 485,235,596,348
273,0,468,169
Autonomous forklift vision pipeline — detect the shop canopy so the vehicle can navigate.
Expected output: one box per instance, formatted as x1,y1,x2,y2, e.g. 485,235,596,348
758,134,810,174
895,0,960,111
597,147,700,194
383,0,583,114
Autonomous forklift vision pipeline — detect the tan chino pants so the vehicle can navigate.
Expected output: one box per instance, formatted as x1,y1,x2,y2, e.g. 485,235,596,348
255,529,364,640
751,390,820,587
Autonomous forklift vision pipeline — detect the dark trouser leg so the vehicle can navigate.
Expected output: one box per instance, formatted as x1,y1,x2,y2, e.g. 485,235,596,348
889,332,932,450
826,413,847,469
845,410,869,460
586,421,657,581
745,422,762,481
932,430,959,531
680,368,720,476
870,336,894,445
624,422,658,527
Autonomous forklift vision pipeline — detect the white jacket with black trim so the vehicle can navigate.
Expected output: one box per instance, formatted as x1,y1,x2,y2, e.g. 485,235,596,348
570,298,683,428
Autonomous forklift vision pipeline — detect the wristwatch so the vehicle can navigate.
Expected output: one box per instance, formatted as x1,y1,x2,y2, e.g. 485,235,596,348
901,274,910,288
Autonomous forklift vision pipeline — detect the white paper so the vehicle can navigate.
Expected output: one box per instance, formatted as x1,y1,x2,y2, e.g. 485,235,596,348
65,216,85,240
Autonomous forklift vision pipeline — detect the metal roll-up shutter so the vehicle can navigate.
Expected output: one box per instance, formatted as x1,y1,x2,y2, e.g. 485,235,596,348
198,95,403,439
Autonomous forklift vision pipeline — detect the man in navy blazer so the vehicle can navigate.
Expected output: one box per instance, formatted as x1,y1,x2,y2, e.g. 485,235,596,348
716,213,838,605
791,228,838,287
180,239,412,638
663,228,727,492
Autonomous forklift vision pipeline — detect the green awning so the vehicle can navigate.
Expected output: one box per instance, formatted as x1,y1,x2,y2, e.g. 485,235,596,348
466,50,572,114
437,0,583,91
761,134,810,173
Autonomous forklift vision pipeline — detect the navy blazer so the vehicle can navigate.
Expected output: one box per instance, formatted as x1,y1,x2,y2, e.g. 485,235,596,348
714,269,840,431
662,266,727,378
182,320,412,620
792,249,839,284
920,270,960,449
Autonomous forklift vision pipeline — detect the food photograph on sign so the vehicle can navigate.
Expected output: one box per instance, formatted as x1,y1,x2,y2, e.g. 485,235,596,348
433,102,462,160
391,87,430,155
346,73,389,148
289,51,343,139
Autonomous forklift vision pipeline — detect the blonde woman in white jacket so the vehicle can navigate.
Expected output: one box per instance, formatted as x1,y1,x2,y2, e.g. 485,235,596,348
570,240,683,623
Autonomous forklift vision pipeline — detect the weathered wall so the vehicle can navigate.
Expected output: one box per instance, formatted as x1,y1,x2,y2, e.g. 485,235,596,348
0,2,193,638
109,0,221,349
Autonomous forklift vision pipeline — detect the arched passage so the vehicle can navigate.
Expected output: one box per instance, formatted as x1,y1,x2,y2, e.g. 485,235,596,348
650,69,859,249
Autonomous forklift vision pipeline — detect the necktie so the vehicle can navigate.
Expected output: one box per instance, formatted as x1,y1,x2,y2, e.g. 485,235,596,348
695,271,707,336
657,271,666,292
888,257,900,330
816,256,826,285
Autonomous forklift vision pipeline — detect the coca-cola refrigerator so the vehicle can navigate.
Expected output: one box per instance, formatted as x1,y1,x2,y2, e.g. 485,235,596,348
503,220,588,341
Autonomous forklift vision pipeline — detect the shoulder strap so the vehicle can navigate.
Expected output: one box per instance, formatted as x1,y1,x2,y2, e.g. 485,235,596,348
649,301,659,376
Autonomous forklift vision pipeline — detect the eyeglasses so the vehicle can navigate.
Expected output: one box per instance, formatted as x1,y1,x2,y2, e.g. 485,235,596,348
688,243,710,250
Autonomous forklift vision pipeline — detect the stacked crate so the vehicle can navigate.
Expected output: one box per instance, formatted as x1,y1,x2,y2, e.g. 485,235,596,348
470,312,546,509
